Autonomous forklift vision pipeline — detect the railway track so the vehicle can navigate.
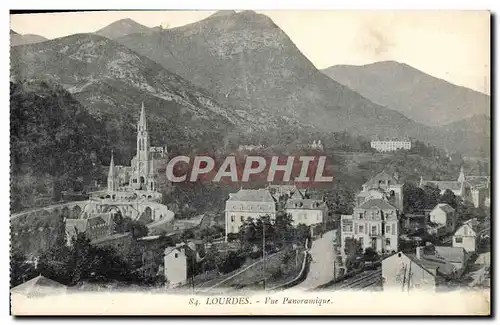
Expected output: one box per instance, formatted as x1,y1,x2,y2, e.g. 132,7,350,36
318,266,382,291
335,268,381,290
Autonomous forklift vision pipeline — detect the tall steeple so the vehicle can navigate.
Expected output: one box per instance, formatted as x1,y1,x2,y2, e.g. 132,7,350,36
107,150,116,192
458,166,465,183
138,102,147,132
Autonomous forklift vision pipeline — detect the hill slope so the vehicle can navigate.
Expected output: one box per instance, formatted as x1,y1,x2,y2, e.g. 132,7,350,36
116,10,436,141
10,33,260,156
10,29,48,46
437,115,490,157
322,61,490,126
10,80,109,211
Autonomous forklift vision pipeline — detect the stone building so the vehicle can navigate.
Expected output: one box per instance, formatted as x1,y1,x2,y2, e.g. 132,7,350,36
420,166,490,208
341,199,400,255
224,188,277,241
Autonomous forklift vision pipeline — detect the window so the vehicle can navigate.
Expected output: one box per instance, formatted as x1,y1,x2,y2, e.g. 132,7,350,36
385,238,391,246
359,225,364,233
386,225,391,233
241,216,244,222
343,224,353,232
359,213,363,219
455,237,463,243
231,215,235,222
371,225,377,235
174,253,178,258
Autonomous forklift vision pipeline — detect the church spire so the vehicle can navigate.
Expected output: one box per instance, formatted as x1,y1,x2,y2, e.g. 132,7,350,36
138,102,147,132
458,165,465,183
108,150,116,192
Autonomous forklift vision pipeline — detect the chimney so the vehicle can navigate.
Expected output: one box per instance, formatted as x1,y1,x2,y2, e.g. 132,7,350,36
416,246,424,260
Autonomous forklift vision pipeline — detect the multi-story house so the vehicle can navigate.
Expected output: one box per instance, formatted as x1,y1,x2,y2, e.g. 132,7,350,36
341,198,400,254
285,198,328,227
224,188,277,241
356,170,404,210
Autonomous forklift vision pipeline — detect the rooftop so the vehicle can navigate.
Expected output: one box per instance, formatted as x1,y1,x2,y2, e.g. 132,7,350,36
286,198,327,210
357,198,397,210
406,253,456,277
11,275,67,297
363,170,400,188
227,188,276,203
434,246,467,263
421,180,462,191
432,203,455,214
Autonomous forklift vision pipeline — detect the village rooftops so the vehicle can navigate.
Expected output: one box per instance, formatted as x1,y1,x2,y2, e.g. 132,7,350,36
357,198,397,210
227,188,276,203
65,219,88,234
11,275,67,297
421,180,463,191
404,252,457,277
90,232,132,245
434,246,467,264
286,198,326,210
363,170,400,188
431,203,455,214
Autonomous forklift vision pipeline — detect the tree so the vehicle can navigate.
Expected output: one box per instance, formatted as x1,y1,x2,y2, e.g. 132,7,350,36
363,247,379,262
115,217,149,238
254,215,276,251
439,189,458,209
294,224,310,247
274,212,294,246
215,250,244,274
10,247,37,288
403,183,426,213
239,217,257,245
180,228,195,242
422,185,441,209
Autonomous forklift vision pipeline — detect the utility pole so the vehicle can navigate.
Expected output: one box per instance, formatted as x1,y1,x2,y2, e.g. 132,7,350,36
262,218,266,290
407,261,412,293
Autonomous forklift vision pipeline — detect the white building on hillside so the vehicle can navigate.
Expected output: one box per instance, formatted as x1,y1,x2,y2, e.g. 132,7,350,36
371,137,411,152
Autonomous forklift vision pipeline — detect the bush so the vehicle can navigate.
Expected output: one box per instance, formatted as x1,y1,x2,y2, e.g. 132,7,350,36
216,250,244,274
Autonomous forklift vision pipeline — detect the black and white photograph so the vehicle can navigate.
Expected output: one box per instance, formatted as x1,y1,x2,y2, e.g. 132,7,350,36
8,9,491,315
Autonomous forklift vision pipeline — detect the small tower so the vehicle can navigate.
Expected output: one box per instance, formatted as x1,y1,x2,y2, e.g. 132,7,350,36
107,151,116,192
458,166,465,183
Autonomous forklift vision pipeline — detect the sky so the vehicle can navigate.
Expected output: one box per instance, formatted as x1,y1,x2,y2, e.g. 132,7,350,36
10,10,490,94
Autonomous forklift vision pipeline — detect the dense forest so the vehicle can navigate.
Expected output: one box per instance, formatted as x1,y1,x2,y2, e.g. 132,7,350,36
10,80,113,212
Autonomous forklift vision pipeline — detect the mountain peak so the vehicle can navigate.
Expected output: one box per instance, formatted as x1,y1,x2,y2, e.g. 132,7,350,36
322,61,490,127
209,10,237,18
95,18,152,40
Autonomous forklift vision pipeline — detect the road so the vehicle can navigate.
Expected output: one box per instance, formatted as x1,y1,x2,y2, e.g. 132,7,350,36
292,229,338,290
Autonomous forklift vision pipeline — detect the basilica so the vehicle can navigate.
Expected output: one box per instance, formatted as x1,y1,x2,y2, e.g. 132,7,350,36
91,103,168,203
